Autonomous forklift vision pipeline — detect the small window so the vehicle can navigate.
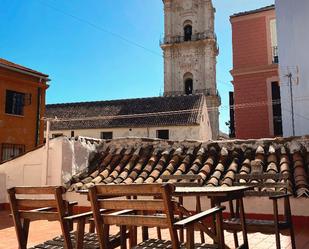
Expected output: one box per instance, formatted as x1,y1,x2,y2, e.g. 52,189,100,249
52,133,63,138
71,131,75,137
101,132,113,140
157,130,169,140
1,143,25,162
5,90,25,116
184,25,192,41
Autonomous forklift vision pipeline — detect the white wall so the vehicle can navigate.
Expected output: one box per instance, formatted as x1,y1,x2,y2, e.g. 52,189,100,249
0,137,96,203
276,0,309,136
50,124,212,142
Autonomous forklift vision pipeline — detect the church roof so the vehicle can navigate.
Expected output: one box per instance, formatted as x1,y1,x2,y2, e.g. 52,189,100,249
67,136,309,198
45,94,205,130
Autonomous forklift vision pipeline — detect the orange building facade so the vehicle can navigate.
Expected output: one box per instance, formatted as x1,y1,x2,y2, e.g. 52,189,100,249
230,5,282,139
0,59,49,162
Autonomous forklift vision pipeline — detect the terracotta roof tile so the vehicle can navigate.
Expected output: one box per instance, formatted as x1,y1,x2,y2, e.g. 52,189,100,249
67,137,309,198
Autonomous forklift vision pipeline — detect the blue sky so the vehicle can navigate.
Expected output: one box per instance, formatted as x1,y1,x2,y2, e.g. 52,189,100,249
0,0,274,133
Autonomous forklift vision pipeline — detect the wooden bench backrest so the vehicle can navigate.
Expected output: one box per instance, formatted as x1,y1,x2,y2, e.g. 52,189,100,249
7,186,67,221
7,186,73,249
89,183,180,249
234,173,290,196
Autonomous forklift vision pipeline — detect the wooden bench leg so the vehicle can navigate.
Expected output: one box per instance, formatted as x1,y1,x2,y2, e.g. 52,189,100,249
239,198,249,249
285,197,296,249
76,218,85,249
196,196,205,243
273,199,281,249
179,196,184,242
229,200,239,248
216,209,225,249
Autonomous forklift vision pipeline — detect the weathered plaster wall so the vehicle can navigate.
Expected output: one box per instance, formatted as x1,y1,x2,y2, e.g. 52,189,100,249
0,137,97,203
276,0,309,137
50,124,212,142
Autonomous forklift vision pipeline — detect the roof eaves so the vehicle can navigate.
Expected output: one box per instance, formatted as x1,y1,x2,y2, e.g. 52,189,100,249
230,4,275,18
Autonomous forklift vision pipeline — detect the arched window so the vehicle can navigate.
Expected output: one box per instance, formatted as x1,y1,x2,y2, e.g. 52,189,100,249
184,73,193,95
184,25,192,41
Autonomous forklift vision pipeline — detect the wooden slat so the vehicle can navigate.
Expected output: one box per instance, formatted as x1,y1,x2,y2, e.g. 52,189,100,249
19,211,58,221
94,184,174,196
17,199,57,208
99,199,165,211
102,214,168,228
15,186,62,195
174,206,224,228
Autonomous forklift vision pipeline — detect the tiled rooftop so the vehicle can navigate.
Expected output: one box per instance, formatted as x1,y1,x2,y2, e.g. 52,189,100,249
45,94,204,130
0,210,307,249
67,137,309,198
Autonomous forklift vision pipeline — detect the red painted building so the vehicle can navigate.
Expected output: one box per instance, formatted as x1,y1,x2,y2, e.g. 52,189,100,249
230,5,282,139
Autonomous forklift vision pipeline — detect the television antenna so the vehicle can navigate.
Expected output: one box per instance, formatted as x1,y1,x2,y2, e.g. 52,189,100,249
281,66,300,136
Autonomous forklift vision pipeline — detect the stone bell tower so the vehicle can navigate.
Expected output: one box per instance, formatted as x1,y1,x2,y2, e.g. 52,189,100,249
161,0,220,138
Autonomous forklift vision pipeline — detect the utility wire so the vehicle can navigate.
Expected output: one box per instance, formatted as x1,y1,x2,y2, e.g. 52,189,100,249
36,0,162,57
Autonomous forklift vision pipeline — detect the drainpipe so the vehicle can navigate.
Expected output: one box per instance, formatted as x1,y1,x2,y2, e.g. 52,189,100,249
45,120,50,184
35,87,42,146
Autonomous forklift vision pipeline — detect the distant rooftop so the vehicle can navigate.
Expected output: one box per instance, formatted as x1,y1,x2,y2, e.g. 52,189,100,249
45,94,205,130
0,58,49,78
231,4,275,18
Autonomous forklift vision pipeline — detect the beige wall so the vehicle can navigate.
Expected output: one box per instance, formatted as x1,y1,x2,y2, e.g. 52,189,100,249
50,124,213,142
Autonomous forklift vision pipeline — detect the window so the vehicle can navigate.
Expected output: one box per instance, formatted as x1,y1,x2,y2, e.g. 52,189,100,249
185,78,193,95
271,82,283,136
101,132,113,140
5,90,25,116
157,130,169,140
184,25,192,41
71,131,75,137
0,143,25,162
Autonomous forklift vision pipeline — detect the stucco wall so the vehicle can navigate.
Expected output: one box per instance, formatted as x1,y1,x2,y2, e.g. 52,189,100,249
276,0,309,136
50,124,212,142
0,137,96,203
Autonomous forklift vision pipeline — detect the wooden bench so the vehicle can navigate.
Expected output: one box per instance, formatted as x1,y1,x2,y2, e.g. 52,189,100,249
224,173,296,249
7,186,123,249
88,183,225,249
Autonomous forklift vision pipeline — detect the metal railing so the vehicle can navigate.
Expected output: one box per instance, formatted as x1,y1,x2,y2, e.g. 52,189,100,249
272,46,279,64
160,31,217,45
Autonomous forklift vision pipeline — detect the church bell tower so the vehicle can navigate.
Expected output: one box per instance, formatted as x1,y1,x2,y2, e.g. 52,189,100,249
161,0,220,138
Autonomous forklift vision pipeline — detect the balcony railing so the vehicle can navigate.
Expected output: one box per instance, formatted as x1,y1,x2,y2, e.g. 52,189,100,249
272,46,279,64
160,31,217,46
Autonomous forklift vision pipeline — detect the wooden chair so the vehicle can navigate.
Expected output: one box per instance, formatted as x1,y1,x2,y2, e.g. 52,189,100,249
89,183,225,249
7,186,122,249
224,173,296,249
